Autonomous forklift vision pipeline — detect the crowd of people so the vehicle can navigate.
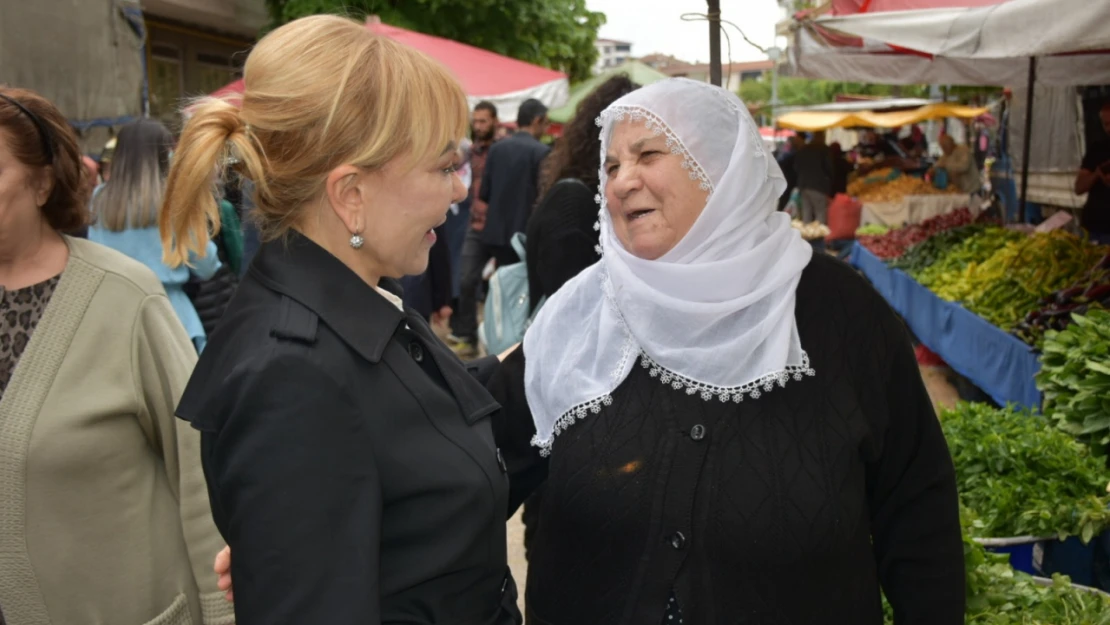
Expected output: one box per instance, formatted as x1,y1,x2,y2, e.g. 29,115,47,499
24,12,1100,625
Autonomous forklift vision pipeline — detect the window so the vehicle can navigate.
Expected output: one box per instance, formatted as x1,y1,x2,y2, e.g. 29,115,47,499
149,44,183,123
194,52,235,97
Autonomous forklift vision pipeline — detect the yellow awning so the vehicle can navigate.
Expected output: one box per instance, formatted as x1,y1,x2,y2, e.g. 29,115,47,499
775,103,990,131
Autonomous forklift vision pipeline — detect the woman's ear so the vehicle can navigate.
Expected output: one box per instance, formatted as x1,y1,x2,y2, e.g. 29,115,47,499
34,166,55,207
325,164,369,235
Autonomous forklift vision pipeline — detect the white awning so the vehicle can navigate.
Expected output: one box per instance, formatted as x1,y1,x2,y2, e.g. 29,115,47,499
789,0,1110,87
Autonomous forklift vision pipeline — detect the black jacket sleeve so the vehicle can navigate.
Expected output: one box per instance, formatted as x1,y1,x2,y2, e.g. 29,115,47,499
865,315,965,624
487,346,548,517
211,354,382,623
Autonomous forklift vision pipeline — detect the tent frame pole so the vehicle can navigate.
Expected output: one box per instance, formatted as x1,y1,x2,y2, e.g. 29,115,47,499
708,0,722,87
1018,57,1037,223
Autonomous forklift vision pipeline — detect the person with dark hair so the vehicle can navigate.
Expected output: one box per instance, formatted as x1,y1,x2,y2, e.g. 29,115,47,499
451,98,551,357
0,87,231,625
88,119,223,352
448,102,500,350
1075,103,1110,244
519,74,638,557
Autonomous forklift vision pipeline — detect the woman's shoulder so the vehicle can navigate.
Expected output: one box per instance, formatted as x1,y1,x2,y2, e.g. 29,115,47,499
797,252,895,320
66,236,166,298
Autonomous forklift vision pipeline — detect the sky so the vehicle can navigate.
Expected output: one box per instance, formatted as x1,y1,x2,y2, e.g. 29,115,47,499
585,0,787,65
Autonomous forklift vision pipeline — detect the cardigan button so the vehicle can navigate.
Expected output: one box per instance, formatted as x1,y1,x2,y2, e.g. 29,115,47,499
690,424,706,441
669,531,687,550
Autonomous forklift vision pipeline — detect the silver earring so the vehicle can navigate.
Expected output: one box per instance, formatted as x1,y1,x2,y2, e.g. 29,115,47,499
349,233,364,249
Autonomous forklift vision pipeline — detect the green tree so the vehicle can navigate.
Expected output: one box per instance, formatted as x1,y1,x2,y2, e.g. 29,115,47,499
739,75,932,110
265,0,606,83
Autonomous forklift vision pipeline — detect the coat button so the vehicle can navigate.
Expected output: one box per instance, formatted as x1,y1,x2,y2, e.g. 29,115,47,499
690,424,706,441
408,342,424,363
669,531,687,550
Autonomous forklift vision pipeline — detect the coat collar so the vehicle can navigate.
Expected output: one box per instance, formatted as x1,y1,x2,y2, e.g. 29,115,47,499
249,230,405,363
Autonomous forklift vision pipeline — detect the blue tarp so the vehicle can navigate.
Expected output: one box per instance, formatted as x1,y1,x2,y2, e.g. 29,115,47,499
850,242,1042,410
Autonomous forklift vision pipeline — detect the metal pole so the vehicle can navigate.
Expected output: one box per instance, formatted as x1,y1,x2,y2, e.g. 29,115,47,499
771,64,779,125
1019,57,1037,223
708,0,722,87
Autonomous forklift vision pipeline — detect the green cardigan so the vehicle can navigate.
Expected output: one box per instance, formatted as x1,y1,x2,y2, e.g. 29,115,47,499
0,237,233,625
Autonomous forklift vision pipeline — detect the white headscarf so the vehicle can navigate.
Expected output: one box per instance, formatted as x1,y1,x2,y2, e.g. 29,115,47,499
523,78,815,456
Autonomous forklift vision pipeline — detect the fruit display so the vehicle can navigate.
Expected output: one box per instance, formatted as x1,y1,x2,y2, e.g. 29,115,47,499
791,219,830,241
1038,309,1110,450
846,167,897,197
857,174,960,203
858,207,975,260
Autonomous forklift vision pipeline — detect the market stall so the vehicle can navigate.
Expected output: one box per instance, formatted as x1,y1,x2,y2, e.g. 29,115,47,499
850,211,1110,408
203,17,569,123
787,0,1110,220
778,101,987,228
851,239,1042,408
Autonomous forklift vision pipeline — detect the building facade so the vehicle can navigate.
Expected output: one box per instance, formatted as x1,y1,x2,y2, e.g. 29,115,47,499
0,0,264,152
594,38,633,74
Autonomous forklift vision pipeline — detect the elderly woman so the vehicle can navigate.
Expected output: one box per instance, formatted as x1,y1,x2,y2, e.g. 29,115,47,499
0,88,230,625
215,78,965,624
492,78,965,624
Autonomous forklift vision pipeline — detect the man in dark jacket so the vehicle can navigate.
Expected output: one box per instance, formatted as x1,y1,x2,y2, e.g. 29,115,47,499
451,99,551,357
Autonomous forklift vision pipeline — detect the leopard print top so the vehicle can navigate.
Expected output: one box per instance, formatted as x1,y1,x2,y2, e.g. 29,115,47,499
0,274,61,400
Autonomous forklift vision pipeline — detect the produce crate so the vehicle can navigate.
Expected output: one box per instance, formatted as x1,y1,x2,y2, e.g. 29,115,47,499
1030,576,1110,597
976,536,1050,575
1041,532,1110,590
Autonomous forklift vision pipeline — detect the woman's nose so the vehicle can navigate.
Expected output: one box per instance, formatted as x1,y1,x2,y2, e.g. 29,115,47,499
451,173,467,204
610,165,641,198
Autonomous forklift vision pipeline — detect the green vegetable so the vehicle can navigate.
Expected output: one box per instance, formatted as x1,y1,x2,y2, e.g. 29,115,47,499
890,224,990,274
856,223,890,237
883,508,1110,625
1038,309,1110,450
916,228,1025,290
941,402,1110,541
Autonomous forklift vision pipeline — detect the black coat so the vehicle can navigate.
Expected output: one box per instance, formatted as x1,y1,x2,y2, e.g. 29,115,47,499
488,253,965,625
175,231,521,625
480,132,551,247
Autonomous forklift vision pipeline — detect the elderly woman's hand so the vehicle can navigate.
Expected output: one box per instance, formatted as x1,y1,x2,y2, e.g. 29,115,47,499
497,343,521,362
214,545,233,602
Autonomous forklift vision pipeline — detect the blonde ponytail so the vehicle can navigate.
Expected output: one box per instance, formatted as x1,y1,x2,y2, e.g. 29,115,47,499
162,15,468,267
160,98,266,267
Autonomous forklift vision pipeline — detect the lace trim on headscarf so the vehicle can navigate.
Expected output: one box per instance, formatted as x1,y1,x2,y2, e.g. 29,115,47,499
528,268,816,457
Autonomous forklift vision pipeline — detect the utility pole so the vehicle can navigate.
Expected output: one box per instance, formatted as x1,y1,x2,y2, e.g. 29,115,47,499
708,0,722,86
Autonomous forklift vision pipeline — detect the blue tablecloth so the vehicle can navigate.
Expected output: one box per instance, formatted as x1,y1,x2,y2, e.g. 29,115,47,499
850,242,1042,410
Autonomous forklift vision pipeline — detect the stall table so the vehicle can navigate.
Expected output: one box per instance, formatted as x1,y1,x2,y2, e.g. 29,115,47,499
860,193,970,228
850,241,1042,410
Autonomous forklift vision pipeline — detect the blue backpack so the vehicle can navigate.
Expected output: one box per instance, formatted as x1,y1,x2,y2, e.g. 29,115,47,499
479,232,544,356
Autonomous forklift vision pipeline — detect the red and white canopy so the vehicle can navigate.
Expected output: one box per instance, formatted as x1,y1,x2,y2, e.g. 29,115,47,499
790,0,1110,87
206,18,568,122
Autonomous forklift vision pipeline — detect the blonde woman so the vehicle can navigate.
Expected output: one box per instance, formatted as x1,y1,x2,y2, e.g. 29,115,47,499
0,88,231,625
161,15,521,624
89,119,221,352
